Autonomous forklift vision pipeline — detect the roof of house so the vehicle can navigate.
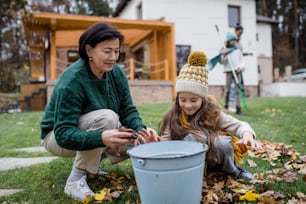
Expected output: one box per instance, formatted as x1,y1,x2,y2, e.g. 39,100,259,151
22,12,173,47
112,0,130,17
256,15,279,24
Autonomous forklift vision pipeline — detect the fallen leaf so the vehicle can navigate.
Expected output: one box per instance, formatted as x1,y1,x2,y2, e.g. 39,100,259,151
301,155,306,163
212,181,224,191
283,171,298,183
94,188,110,201
110,190,122,199
79,195,92,204
259,196,278,204
247,159,257,167
239,190,259,201
296,192,305,199
303,175,306,182
128,184,135,192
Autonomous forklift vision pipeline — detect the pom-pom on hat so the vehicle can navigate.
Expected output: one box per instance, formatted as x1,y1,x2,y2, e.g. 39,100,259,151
176,51,208,98
226,32,238,42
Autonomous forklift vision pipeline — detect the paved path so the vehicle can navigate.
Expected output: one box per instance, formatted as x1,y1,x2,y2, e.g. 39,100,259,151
0,157,57,171
0,146,57,197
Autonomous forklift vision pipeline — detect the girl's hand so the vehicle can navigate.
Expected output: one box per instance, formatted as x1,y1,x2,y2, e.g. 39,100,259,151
134,128,161,146
236,131,262,149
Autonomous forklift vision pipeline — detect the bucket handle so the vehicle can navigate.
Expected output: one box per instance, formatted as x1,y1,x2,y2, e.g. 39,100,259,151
137,159,145,166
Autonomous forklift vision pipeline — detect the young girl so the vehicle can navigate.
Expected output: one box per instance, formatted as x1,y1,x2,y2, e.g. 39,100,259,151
158,51,261,179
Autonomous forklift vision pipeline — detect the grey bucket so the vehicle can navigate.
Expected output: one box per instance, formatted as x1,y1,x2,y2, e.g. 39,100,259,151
128,141,208,204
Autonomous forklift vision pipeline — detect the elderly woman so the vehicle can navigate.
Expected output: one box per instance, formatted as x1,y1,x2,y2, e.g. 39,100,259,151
40,22,158,201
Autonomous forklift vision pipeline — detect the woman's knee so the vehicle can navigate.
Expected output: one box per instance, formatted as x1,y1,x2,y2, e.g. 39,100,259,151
43,131,76,157
97,109,119,129
79,109,120,130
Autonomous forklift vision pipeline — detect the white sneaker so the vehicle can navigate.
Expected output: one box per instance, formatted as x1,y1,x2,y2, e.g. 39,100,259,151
64,175,95,201
235,167,255,180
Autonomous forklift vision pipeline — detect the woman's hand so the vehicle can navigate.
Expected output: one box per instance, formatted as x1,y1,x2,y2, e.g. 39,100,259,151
236,131,262,149
102,129,134,154
134,128,161,146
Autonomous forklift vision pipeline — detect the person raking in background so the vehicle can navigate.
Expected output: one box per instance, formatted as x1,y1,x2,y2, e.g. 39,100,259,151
40,22,159,201
158,51,262,180
220,32,245,115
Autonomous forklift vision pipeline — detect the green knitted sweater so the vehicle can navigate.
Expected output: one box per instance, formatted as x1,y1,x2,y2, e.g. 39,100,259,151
40,59,145,151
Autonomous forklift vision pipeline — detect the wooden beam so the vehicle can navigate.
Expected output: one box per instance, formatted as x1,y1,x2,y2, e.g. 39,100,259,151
55,30,83,47
168,23,177,100
128,30,152,47
50,32,56,81
22,12,172,32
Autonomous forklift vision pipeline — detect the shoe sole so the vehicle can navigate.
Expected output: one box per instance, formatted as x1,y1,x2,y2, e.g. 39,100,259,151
64,187,87,201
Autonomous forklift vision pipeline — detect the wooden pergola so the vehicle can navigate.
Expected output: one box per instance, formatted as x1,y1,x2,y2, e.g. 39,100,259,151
22,12,176,83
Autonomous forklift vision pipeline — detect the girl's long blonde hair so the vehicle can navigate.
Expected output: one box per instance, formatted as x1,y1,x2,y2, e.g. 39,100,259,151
158,95,221,160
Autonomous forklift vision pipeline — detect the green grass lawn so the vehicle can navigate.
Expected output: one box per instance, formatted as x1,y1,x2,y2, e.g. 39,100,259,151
0,97,305,203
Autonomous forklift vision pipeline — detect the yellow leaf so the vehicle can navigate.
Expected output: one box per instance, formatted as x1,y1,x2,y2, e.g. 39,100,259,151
79,195,92,204
94,188,110,201
239,190,259,201
110,172,117,178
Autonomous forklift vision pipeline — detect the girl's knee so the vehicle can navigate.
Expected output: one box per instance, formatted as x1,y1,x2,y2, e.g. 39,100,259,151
218,137,234,155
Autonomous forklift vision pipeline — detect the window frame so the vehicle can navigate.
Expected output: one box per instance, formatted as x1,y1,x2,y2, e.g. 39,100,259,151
228,5,241,28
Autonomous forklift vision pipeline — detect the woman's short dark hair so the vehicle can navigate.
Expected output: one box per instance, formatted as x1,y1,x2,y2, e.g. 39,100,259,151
79,22,124,61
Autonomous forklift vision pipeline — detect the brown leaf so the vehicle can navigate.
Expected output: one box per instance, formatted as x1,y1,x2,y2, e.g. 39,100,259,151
212,181,225,191
283,171,298,183
273,192,286,199
301,155,306,163
110,190,122,199
128,184,135,192
296,192,306,199
247,159,257,167
259,196,278,204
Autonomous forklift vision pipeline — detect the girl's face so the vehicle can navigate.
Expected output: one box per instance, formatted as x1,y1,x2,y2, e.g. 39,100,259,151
178,92,203,116
86,39,120,79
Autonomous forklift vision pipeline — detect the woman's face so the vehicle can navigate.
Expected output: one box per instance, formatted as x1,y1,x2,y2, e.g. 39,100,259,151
178,92,203,116
86,38,120,79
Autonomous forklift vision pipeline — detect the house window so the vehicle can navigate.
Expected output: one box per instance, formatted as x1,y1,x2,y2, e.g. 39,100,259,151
137,3,142,19
228,5,240,27
176,45,191,75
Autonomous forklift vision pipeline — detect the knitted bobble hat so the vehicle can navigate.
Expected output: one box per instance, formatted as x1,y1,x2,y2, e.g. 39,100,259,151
176,51,208,98
226,32,238,42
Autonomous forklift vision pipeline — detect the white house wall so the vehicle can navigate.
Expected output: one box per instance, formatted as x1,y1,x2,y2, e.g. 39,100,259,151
256,23,273,58
116,0,258,86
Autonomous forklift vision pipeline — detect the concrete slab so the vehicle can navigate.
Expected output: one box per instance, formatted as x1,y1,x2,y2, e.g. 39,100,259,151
0,189,23,197
261,82,306,97
0,157,57,171
15,146,47,153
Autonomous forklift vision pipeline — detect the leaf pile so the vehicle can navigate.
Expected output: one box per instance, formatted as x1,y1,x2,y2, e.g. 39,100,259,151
79,140,306,204
202,140,306,203
77,172,140,204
